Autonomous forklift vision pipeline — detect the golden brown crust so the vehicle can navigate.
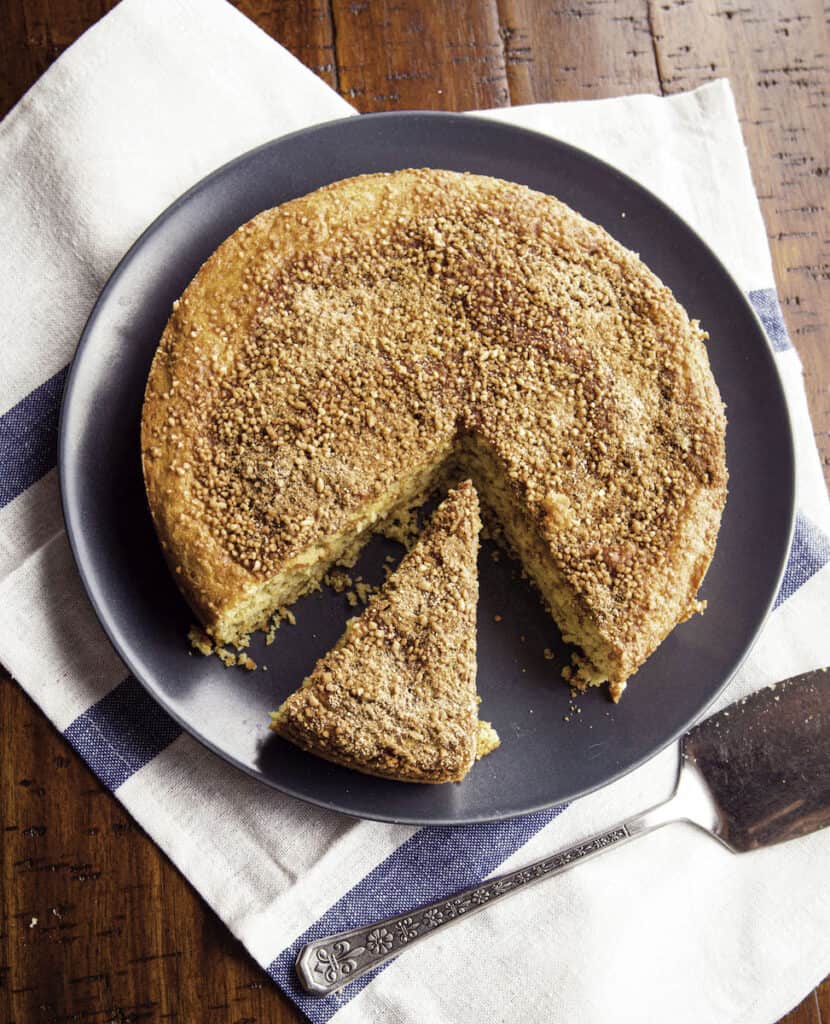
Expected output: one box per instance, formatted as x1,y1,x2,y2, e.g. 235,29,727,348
270,482,481,783
141,168,727,690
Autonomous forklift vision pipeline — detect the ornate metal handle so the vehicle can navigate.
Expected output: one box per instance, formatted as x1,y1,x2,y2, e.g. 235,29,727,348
295,746,722,996
295,822,634,995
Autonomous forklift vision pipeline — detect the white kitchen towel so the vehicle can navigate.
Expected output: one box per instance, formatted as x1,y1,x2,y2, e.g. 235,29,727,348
1,2,829,1023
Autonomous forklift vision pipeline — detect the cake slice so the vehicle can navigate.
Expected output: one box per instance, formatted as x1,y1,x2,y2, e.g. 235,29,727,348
269,481,498,783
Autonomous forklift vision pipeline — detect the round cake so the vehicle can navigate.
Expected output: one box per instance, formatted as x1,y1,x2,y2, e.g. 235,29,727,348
141,168,727,700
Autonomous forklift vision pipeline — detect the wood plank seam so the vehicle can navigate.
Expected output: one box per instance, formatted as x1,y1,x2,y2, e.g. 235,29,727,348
324,0,343,96
645,0,667,95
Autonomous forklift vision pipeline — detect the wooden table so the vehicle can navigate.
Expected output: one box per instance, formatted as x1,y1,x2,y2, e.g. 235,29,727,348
1,2,828,1021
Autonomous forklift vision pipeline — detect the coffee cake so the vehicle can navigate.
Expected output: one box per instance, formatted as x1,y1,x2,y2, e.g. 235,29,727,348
141,168,727,700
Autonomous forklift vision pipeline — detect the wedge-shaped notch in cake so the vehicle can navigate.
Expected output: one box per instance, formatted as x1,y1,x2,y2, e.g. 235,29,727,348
269,481,499,783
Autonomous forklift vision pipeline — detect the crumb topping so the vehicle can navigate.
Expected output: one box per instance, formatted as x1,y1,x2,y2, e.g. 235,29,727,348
142,168,727,684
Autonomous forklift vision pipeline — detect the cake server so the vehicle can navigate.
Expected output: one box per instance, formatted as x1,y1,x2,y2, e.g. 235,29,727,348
296,668,830,996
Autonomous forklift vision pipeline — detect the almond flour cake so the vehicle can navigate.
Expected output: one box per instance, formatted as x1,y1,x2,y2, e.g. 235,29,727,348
270,481,498,783
141,168,728,701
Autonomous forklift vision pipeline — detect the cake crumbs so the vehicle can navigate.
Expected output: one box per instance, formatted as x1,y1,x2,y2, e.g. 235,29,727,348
189,623,255,671
380,506,420,548
188,625,214,656
346,591,359,607
324,569,353,593
562,692,583,724
264,605,297,644
543,647,554,661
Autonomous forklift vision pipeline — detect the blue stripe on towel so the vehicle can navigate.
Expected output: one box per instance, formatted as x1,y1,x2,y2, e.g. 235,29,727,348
748,288,793,353
267,804,565,1022
0,365,68,509
774,511,830,609
64,675,182,790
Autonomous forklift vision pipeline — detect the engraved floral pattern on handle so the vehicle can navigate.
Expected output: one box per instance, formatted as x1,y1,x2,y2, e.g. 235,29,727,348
365,927,393,956
395,917,419,943
421,908,444,929
312,939,365,985
297,825,631,995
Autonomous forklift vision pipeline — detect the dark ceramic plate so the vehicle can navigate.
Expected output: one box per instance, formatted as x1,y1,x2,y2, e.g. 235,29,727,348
59,113,795,825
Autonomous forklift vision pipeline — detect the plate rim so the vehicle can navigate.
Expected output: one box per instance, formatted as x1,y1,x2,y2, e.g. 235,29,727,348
58,110,797,825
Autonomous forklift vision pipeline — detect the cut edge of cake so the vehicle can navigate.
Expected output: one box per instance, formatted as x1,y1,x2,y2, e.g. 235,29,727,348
213,450,454,647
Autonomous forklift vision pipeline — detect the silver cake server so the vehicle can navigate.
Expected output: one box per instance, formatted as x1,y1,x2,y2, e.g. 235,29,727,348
296,668,830,995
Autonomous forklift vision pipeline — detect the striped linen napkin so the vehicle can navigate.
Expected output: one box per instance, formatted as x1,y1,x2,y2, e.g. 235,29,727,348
2,1,829,1021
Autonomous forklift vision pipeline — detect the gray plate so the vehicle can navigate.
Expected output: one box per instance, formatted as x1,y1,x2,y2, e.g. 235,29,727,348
59,112,795,825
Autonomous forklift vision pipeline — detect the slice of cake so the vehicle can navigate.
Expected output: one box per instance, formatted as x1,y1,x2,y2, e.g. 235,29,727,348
269,481,499,783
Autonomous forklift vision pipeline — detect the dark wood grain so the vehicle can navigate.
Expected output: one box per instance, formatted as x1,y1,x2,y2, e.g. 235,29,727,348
329,0,510,110
650,0,830,487
783,991,824,1024
1,676,289,1024
496,0,661,102
0,1,828,1022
